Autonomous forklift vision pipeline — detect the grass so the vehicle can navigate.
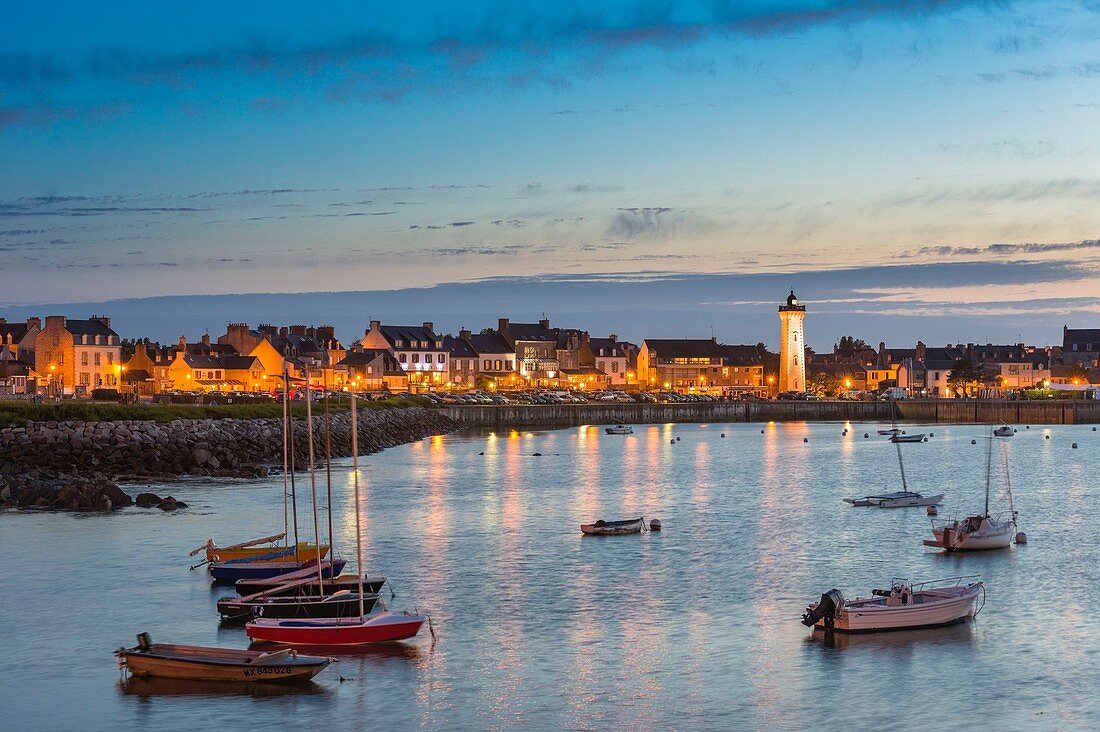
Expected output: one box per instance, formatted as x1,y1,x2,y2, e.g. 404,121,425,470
0,396,432,428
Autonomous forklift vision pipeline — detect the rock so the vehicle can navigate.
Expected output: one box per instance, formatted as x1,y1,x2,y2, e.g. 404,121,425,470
158,496,186,511
135,492,162,508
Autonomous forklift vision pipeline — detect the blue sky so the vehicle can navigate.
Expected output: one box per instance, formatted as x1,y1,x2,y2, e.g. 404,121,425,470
2,2,1100,345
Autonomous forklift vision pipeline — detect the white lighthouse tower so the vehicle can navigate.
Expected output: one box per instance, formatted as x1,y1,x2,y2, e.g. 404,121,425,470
778,289,806,393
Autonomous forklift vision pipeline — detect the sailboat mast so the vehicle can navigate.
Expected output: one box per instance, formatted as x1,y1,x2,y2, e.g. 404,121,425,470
286,368,300,559
895,436,908,491
281,370,289,549
984,428,993,516
305,368,324,591
324,382,334,560
352,392,364,620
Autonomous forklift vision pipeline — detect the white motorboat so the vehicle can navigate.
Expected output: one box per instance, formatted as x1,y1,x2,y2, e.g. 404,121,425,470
993,425,1014,437
877,428,901,436
604,424,634,435
802,577,984,633
925,428,1019,553
890,433,926,443
844,491,944,508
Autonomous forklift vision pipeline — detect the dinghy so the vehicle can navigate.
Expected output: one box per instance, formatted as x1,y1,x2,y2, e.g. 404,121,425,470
116,633,329,683
235,564,385,597
844,491,943,508
605,425,634,435
801,577,984,633
890,433,926,443
993,425,1014,437
877,428,901,436
580,517,646,535
209,557,346,584
218,590,380,622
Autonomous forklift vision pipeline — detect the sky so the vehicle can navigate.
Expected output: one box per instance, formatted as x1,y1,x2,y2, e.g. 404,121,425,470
2,1,1100,347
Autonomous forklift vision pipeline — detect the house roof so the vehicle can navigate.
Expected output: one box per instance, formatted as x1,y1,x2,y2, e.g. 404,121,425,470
222,355,261,370
589,338,626,358
643,339,727,360
0,322,30,342
504,322,557,341
338,349,404,372
970,344,1029,362
717,344,765,366
444,335,478,358
64,319,118,338
379,325,441,346
182,354,223,369
1064,328,1100,350
469,332,514,354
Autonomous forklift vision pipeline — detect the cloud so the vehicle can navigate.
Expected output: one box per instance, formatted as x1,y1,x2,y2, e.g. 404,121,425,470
898,238,1100,258
884,178,1100,206
608,207,676,238
567,184,625,193
491,219,526,228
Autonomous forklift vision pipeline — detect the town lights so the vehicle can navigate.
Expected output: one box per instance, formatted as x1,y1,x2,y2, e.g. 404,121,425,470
844,379,852,389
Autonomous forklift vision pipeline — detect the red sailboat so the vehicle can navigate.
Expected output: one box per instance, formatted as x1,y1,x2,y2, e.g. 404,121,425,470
247,392,427,646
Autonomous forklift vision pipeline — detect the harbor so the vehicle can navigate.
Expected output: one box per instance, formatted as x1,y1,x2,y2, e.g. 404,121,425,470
2,420,1098,729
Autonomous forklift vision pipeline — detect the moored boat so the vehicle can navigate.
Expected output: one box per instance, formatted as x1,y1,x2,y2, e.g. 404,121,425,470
605,424,634,435
116,633,330,683
247,611,427,646
844,491,943,508
890,433,926,443
877,428,901,436
218,590,380,622
801,577,984,633
993,425,1014,437
209,557,346,584
190,537,329,564
580,517,646,535
234,563,385,597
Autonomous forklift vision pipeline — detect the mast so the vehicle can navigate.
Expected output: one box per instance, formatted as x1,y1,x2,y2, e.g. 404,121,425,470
352,391,365,620
324,380,334,560
984,427,993,516
281,370,289,549
286,367,301,559
895,434,908,492
305,368,325,591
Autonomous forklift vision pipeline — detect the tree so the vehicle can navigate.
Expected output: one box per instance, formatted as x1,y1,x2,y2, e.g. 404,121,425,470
947,358,981,397
756,342,780,385
837,336,868,353
808,371,843,397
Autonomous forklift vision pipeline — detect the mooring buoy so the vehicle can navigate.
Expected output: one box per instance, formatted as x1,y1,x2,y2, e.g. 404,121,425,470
927,505,938,516
803,437,808,443
1072,443,1078,449
1015,532,1027,545
649,519,662,531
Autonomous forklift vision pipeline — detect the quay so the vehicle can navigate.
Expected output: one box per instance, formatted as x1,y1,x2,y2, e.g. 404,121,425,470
439,399,1100,429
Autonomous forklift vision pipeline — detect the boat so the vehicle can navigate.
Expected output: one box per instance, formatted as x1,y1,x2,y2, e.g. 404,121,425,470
801,577,984,633
580,517,646,535
246,392,427,647
218,590,381,622
234,562,385,597
924,429,1019,552
116,633,330,683
877,428,901,436
209,557,346,585
248,612,427,646
605,425,634,435
190,537,328,565
993,425,1014,437
844,491,943,508
890,433,926,443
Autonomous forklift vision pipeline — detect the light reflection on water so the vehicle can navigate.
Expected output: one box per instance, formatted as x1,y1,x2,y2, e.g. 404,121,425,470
2,421,1100,730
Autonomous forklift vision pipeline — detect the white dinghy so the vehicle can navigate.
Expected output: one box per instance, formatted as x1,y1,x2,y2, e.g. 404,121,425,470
844,491,943,508
802,577,984,634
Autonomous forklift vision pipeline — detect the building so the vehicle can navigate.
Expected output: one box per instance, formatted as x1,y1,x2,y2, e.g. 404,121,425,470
361,321,446,392
0,317,40,360
34,316,122,396
590,336,630,387
121,341,163,396
496,318,560,386
220,323,345,388
444,334,480,388
778,290,806,393
1061,326,1100,368
337,349,408,391
638,338,765,394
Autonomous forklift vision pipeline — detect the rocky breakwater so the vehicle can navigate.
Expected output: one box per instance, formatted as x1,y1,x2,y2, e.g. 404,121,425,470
0,407,456,511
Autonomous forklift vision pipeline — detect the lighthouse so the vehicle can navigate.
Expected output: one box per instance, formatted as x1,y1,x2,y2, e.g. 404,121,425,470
778,290,806,393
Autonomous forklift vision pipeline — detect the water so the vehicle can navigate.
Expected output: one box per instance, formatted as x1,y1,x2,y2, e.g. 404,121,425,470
2,421,1098,730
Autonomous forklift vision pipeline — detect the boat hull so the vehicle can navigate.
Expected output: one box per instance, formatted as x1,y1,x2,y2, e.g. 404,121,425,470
812,585,981,633
247,612,426,646
580,518,645,535
926,516,1014,552
206,542,328,563
118,644,329,683
210,559,346,584
890,434,926,443
845,493,943,508
218,593,379,622
235,573,386,598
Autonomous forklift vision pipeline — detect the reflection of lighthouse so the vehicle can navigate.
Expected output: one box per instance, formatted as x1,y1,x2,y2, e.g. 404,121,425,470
778,290,806,392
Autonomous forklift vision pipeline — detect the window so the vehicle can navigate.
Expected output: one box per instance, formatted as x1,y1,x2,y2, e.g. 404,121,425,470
437,354,445,364
612,363,619,373
495,360,503,371
506,360,513,371
81,352,88,366
80,373,90,386
425,354,433,364
367,366,374,375
94,353,101,366
399,353,407,363
484,359,491,370
412,354,420,364
597,361,605,371
107,353,114,365
215,370,222,379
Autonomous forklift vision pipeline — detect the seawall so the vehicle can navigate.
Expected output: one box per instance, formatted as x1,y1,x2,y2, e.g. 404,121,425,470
0,407,456,511
439,399,1100,429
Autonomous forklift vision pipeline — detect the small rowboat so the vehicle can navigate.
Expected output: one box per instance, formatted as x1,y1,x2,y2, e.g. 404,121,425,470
801,577,984,633
218,590,380,622
605,425,634,435
890,433,926,443
580,517,646,535
235,563,385,597
877,428,901,436
993,425,1014,437
844,491,943,508
209,557,346,585
247,611,427,646
116,633,330,683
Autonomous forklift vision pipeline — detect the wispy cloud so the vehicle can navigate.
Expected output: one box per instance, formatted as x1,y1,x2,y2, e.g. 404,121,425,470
897,238,1100,258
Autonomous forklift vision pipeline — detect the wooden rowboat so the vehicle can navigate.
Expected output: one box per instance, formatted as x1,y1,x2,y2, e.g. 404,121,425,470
190,535,329,564
209,557,346,584
580,517,646,535
116,634,329,683
234,562,385,597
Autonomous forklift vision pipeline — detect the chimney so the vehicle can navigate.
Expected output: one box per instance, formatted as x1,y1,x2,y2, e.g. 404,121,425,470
27,317,40,330
45,315,66,331
92,315,111,328
459,329,472,341
422,321,434,333
0,317,5,325
497,318,509,333
538,318,550,329
608,334,617,343
201,333,210,347
915,341,926,361
370,320,381,333
177,335,187,350
290,324,307,335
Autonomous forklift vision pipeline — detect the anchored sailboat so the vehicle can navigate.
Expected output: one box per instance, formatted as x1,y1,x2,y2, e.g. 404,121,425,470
845,420,942,508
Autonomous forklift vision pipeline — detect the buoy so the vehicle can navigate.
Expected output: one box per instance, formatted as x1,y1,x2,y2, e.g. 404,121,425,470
532,452,542,456
1015,532,1027,545
676,436,681,442
929,432,934,437
670,439,675,444
927,505,938,516
1013,428,1018,433
864,433,869,438
1072,443,1078,449
1026,425,1030,429
901,430,906,435
1045,435,1050,440
1094,427,1097,431
761,429,765,434
923,437,928,442
971,439,976,445
478,451,484,456
721,433,725,438
803,437,808,443
649,519,662,531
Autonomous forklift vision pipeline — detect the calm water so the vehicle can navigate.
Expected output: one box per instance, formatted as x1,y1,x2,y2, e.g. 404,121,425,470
2,421,1099,730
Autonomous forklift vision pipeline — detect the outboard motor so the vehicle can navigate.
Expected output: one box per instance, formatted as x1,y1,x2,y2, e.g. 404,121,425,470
801,589,844,628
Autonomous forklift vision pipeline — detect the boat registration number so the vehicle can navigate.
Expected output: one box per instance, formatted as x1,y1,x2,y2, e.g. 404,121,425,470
243,666,293,677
